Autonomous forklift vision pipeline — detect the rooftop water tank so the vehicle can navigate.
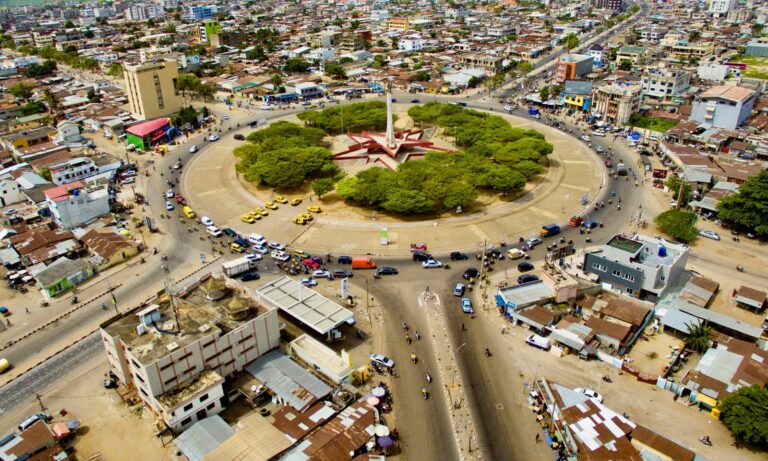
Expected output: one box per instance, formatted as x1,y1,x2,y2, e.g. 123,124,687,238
658,245,667,257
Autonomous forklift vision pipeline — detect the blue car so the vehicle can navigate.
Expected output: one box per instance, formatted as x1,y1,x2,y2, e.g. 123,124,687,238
461,298,474,314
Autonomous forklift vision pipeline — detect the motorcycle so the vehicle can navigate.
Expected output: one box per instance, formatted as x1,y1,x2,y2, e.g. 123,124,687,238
699,436,712,446
602,375,612,383
484,348,492,357
736,265,745,272
422,388,429,400
426,372,432,383
411,354,418,364
71,296,79,305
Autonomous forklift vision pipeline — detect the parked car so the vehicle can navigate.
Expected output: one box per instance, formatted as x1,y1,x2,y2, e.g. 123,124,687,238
222,227,238,237
453,283,465,296
518,262,534,272
370,354,394,368
240,271,261,282
208,134,220,142
422,259,443,269
201,216,214,226
267,241,285,250
460,298,474,314
252,245,268,254
518,274,539,284
248,233,266,246
412,251,432,262
410,99,421,103
165,201,174,210
244,253,263,261
574,388,603,403
313,270,332,280
526,237,543,248
699,230,720,241
376,266,399,275
300,277,318,287
333,269,353,278
338,255,353,264
271,250,290,261
450,251,468,260
463,268,480,280
234,133,245,140
580,135,591,142
165,189,174,199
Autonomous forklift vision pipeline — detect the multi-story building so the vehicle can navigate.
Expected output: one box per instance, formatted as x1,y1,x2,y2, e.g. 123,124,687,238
591,82,642,125
100,274,280,433
584,234,689,300
638,25,668,41
562,80,593,111
691,85,756,130
339,32,365,52
123,59,184,120
0,172,24,207
309,30,341,49
709,0,734,16
641,69,691,101
32,32,55,48
139,46,173,63
398,35,426,52
209,29,245,48
555,54,593,83
591,0,623,10
49,157,98,186
615,46,647,66
662,38,714,61
387,17,411,31
45,181,110,229
126,4,165,21
587,44,604,66
458,53,503,73
187,5,217,21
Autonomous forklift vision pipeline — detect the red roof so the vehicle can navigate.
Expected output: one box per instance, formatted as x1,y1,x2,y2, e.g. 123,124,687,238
44,181,84,201
126,118,171,137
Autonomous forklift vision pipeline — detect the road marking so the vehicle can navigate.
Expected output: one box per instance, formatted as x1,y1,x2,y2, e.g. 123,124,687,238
559,183,590,192
192,166,222,172
469,225,489,241
196,188,226,196
528,206,558,220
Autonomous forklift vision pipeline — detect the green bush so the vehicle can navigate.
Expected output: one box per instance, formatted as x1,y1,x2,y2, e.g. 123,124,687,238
654,209,698,243
297,101,388,134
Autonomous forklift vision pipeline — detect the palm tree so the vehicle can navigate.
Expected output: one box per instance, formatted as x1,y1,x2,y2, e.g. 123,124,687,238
685,321,712,353
43,89,60,118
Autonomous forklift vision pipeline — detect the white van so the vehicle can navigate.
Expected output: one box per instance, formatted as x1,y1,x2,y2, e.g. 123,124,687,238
248,233,266,246
525,334,551,350
206,225,223,237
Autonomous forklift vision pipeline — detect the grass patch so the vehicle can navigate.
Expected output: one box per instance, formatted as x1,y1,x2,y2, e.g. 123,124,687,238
628,114,678,133
729,55,768,66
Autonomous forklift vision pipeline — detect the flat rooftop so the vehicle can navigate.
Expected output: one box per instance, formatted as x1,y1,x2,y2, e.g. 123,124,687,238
158,369,223,410
607,235,643,254
103,275,266,364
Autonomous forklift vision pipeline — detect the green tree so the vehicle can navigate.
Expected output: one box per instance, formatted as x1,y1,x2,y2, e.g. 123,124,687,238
718,385,768,448
665,174,693,206
516,61,533,74
86,88,101,103
684,321,712,353
246,46,266,61
443,182,478,209
325,63,347,79
20,101,45,115
382,189,434,214
752,24,765,37
63,20,75,28
514,160,544,178
539,86,550,101
688,30,701,42
717,171,768,236
654,209,698,243
8,83,33,102
312,177,335,198
618,59,633,71
175,73,200,103
564,33,579,50
283,58,310,73
412,70,431,82
42,89,59,116
105,62,123,78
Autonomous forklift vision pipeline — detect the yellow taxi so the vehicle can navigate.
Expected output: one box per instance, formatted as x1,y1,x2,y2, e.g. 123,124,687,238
299,212,313,221
241,213,257,223
254,207,268,216
293,215,309,225
230,243,246,253
274,195,288,204
264,201,278,210
290,197,303,206
307,205,321,213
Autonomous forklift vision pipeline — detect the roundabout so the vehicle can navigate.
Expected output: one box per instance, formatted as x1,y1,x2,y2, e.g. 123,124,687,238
181,105,607,255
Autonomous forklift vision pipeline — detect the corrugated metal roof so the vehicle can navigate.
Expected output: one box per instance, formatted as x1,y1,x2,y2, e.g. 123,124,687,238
246,350,331,412
175,415,235,461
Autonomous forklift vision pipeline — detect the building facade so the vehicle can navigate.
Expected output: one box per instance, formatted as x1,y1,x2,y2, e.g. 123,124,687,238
44,181,110,229
126,4,165,21
709,0,735,16
458,53,503,73
691,85,756,130
555,54,593,83
641,69,691,100
592,0,623,10
187,5,217,20
123,59,184,120
50,157,98,186
591,82,642,125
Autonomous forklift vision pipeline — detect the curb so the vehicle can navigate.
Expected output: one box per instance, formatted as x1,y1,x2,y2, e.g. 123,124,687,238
0,284,124,353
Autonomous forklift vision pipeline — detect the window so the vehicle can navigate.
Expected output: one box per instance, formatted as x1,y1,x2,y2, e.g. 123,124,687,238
183,403,194,412
164,376,177,386
206,402,215,411
160,362,174,371
181,417,192,427
612,269,621,277
199,393,209,403
591,263,607,272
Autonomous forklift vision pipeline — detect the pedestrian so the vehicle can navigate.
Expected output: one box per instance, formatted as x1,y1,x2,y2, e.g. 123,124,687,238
25,307,30,314
461,323,466,331
535,433,540,443
426,286,430,293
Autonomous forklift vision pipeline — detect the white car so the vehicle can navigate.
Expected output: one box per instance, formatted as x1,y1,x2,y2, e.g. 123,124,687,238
249,234,267,246
122,177,135,185
574,388,603,403
165,201,174,210
267,241,285,251
206,225,223,237
189,144,199,153
526,237,543,248
221,115,230,121
370,354,395,368
699,230,721,241
201,216,214,226
252,245,269,254
260,104,273,111
422,259,443,269
245,253,263,261
165,189,174,198
271,250,290,261
591,130,606,137
313,270,331,279
580,135,591,142
300,277,318,287
208,134,220,142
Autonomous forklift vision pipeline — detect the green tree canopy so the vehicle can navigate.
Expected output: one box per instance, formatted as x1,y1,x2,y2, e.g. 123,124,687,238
325,63,347,79
717,171,768,236
654,209,698,243
718,385,768,448
684,321,712,353
297,101,387,134
9,83,33,102
618,59,633,71
563,33,579,50
312,177,335,198
283,58,311,73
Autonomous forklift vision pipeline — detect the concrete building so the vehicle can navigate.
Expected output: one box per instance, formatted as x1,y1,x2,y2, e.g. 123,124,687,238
100,274,280,433
583,234,689,300
49,157,98,186
44,181,110,229
123,59,184,121
641,69,690,101
616,46,647,66
458,53,503,73
639,25,668,41
187,5,217,20
691,85,756,130
126,4,165,21
591,0,623,10
591,82,642,125
745,39,768,57
398,36,426,52
555,54,593,84
586,44,604,66
562,80,593,111
0,173,24,207
697,63,729,82
709,0,734,16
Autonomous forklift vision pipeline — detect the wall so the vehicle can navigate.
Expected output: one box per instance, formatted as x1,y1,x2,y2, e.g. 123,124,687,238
163,380,225,431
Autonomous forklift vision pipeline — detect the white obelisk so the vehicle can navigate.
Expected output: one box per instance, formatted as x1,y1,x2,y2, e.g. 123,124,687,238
384,81,395,148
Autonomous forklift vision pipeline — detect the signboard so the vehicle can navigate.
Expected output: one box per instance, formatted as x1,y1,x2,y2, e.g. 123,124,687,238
652,169,668,179
341,277,349,299
380,227,388,245
547,244,575,261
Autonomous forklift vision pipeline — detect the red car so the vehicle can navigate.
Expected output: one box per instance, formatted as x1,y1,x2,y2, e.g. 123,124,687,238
568,216,584,227
605,160,613,168
175,194,186,205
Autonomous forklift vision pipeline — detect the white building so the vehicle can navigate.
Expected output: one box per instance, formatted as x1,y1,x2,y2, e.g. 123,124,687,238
49,158,97,186
641,69,691,100
53,121,81,145
0,173,25,207
696,64,730,82
691,85,756,130
100,274,280,433
709,0,734,16
370,9,389,22
44,181,110,229
126,4,165,21
399,36,427,52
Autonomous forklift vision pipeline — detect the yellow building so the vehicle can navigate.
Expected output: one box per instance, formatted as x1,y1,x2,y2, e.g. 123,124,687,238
123,59,184,121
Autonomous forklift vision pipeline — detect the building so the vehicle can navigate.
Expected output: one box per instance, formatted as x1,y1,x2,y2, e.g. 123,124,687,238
387,17,411,31
709,0,734,16
0,173,25,207
187,5,217,21
35,256,96,299
745,40,768,57
641,69,690,101
210,29,245,48
458,53,503,73
126,118,177,151
583,234,689,300
49,157,98,186
591,0,623,10
44,180,109,229
196,20,221,43
123,59,185,120
696,63,729,82
591,82,642,125
398,36,427,52
562,80,593,111
555,54,593,84
100,274,280,433
616,46,647,66
639,25,668,41
586,44,604,66
81,228,140,268
139,46,174,63
126,4,165,21
691,85,756,130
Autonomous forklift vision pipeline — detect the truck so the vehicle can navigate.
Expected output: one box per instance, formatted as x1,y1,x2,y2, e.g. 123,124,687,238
351,257,377,269
616,162,628,176
539,224,561,237
223,257,258,277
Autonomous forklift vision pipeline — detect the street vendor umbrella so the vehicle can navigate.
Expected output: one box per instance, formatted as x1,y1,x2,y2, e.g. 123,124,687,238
66,420,81,430
375,425,390,437
378,436,395,448
372,387,386,397
366,397,380,407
